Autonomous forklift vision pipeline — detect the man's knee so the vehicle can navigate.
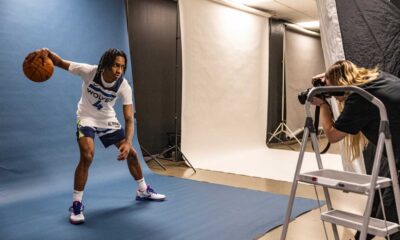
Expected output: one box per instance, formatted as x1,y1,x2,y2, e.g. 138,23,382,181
80,149,94,166
78,137,94,165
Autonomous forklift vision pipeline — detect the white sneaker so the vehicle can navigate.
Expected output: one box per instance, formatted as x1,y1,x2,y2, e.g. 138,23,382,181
136,185,166,201
69,201,85,225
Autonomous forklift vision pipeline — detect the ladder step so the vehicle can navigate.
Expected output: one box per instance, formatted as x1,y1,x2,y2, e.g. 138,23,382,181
299,169,392,194
321,210,399,237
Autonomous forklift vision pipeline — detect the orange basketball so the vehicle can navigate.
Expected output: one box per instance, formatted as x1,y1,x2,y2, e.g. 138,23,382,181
23,52,54,82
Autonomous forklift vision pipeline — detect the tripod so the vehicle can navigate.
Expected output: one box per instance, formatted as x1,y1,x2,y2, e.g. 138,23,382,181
267,28,301,147
156,119,196,173
267,121,301,147
140,144,166,170
157,5,196,173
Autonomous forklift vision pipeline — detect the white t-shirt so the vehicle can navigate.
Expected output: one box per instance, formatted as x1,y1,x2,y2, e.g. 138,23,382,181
69,62,133,129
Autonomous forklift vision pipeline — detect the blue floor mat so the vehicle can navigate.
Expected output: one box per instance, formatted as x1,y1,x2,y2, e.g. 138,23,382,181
0,152,319,240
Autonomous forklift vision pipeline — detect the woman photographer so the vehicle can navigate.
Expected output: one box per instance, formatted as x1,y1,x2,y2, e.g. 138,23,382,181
312,60,400,240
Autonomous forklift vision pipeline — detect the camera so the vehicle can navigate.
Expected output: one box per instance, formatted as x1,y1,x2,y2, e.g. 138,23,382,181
297,78,345,105
297,78,326,105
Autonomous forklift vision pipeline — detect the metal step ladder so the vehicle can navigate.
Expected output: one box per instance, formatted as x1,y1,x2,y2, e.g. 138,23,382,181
280,86,400,240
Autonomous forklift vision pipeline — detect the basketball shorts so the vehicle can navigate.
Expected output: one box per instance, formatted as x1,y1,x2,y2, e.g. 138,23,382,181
76,124,125,148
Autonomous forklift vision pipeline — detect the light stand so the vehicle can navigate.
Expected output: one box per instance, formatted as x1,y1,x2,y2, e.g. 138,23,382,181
267,27,301,147
140,145,166,170
157,3,196,173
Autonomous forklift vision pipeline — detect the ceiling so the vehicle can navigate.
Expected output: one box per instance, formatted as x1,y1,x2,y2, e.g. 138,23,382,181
240,0,319,26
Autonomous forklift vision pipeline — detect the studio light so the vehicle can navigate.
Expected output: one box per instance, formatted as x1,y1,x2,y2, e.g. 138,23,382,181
296,21,320,30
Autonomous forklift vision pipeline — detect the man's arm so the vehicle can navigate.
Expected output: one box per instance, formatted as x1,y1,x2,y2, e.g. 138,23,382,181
36,48,70,71
123,104,134,144
117,104,135,160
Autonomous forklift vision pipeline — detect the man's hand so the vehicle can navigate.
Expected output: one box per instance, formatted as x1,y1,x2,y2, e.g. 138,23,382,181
25,48,49,63
37,48,50,58
29,48,70,70
117,140,132,160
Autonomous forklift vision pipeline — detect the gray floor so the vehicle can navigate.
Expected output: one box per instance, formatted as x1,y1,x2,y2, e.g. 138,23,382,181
146,140,384,240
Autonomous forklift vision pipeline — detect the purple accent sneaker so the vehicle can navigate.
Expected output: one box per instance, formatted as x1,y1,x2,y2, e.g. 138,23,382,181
136,185,166,201
69,201,85,225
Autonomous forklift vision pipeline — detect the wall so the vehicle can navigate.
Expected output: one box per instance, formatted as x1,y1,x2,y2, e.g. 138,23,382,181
126,0,180,154
267,19,285,140
285,27,325,133
0,0,133,201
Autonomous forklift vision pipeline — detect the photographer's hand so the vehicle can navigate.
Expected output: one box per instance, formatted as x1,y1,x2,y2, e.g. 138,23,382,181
318,101,347,143
311,73,326,85
310,97,326,107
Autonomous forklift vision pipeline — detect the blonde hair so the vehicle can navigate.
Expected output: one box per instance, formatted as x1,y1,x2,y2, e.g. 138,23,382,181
337,101,368,161
326,60,379,160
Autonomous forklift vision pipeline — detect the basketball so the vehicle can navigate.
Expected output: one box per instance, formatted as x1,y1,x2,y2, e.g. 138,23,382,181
23,52,54,82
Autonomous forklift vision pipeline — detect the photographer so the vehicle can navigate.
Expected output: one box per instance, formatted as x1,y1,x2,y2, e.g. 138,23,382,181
311,60,400,240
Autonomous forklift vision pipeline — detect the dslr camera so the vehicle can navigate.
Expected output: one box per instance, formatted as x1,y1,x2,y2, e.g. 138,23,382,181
297,78,326,105
297,78,345,105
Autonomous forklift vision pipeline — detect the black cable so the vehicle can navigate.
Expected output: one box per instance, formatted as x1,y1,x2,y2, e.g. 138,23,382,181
313,104,330,154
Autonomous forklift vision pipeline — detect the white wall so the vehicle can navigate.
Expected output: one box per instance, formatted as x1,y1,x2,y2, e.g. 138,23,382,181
285,28,325,133
180,0,342,181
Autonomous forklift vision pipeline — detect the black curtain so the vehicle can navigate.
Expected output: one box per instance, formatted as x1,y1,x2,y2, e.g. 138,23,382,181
392,0,400,9
125,0,181,153
336,0,400,77
267,19,285,142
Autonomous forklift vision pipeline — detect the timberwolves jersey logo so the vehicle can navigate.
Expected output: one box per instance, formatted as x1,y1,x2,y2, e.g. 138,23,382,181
86,73,124,110
86,83,117,110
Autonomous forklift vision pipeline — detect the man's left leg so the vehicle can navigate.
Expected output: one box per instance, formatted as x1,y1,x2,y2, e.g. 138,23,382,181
125,147,166,201
112,135,166,201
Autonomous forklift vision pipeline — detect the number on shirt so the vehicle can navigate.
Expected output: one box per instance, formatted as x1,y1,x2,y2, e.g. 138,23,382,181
92,100,103,110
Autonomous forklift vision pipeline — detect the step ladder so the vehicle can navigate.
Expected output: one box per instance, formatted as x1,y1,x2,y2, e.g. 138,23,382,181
280,86,400,240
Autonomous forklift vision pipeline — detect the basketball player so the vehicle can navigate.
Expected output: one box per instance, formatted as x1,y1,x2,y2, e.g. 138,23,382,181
35,48,166,225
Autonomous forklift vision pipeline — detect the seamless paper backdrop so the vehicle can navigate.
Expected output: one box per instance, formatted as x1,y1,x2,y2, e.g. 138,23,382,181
180,0,269,158
0,0,132,202
180,0,342,181
285,28,325,133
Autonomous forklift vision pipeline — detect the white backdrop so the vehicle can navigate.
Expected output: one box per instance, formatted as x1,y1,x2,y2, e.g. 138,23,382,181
285,28,325,134
180,0,342,181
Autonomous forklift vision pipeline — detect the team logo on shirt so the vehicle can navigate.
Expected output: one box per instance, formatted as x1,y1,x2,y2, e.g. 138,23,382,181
108,121,120,127
87,84,116,102
87,83,117,110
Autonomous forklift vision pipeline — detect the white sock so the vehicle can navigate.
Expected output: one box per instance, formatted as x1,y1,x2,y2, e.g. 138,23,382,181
136,178,147,192
73,190,84,202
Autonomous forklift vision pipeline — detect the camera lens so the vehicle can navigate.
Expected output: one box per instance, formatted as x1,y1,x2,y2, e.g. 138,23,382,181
313,78,326,87
297,89,310,105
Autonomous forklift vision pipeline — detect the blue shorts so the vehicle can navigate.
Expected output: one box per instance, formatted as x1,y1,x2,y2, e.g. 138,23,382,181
76,125,125,148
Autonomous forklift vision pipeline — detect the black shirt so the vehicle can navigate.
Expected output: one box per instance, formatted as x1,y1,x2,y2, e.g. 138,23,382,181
333,72,400,158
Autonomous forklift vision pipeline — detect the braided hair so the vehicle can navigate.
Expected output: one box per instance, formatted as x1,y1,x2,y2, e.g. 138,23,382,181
94,48,128,80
